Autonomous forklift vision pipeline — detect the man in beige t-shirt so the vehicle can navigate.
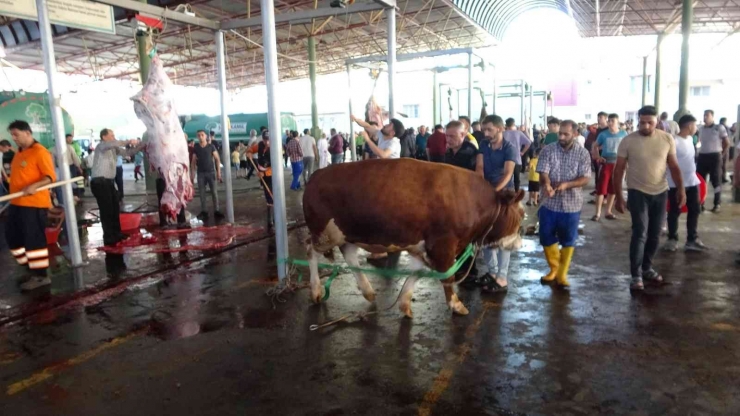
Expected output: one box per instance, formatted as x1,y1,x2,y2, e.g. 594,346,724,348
613,105,685,291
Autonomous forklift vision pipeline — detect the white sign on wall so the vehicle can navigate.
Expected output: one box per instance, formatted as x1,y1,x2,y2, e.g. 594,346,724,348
0,0,116,35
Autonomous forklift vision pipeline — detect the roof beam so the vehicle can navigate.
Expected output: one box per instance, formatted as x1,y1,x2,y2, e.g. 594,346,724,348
221,2,390,30
88,0,220,30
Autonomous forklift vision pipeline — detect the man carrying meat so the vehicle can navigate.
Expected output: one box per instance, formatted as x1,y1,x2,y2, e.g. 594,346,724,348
191,129,224,221
350,116,404,159
5,120,56,291
91,129,145,246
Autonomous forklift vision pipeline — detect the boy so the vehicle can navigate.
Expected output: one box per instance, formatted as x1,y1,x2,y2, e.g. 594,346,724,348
663,114,707,252
591,113,627,221
526,148,540,206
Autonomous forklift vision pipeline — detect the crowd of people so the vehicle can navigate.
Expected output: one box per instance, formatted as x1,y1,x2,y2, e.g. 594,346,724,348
1,105,738,292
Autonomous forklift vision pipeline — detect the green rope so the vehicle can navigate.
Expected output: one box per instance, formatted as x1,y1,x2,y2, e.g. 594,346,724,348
280,244,475,301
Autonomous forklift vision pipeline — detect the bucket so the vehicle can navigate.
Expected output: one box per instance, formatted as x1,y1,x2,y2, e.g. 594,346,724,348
45,228,61,245
120,213,142,231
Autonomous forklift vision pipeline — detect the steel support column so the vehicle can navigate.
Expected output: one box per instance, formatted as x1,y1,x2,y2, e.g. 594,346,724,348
641,56,648,107
215,31,234,223
261,0,288,280
308,36,320,141
347,64,356,161
386,8,396,118
36,0,83,267
528,84,533,130
492,71,497,114
467,52,473,120
543,93,547,128
432,70,439,125
676,0,693,120
654,33,664,113
520,80,525,125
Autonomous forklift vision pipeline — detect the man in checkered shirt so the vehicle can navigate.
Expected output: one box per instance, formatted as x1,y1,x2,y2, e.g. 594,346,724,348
536,119,592,288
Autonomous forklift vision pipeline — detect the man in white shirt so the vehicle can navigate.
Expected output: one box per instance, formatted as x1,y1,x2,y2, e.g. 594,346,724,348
350,116,404,159
664,114,707,252
696,109,729,213
299,129,319,186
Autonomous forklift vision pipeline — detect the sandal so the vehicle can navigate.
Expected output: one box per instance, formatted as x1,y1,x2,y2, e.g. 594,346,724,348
630,276,644,291
591,215,600,222
642,269,664,285
480,275,508,293
605,214,618,220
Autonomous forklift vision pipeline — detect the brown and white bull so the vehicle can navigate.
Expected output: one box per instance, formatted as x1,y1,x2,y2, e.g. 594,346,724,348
303,158,525,318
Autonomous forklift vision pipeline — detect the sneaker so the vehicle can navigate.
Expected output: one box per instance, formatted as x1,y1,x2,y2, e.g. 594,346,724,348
20,276,51,291
213,211,225,220
711,205,721,213
685,240,708,252
662,239,678,252
196,211,209,221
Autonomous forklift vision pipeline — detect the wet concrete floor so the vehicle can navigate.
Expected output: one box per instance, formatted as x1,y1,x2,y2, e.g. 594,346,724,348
0,177,739,415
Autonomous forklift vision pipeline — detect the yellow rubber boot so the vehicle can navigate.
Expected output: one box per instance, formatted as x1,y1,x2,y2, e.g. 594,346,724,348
540,244,560,283
556,246,574,287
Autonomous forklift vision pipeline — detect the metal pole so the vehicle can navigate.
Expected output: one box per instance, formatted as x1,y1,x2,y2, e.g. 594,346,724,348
36,0,82,266
654,33,664,113
215,31,234,223
676,0,693,120
347,64,356,162
432,70,438,125
641,56,648,107
520,80,525,125
467,52,473,120
261,0,288,280
386,8,396,118
528,84,533,130
492,69,497,114
543,93,547,128
308,36,320,140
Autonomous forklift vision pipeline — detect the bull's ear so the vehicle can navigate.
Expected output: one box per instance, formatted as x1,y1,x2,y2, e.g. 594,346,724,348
514,189,525,203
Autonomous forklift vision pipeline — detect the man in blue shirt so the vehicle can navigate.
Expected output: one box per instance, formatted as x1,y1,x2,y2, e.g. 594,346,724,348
591,113,627,221
474,115,518,293
414,125,430,160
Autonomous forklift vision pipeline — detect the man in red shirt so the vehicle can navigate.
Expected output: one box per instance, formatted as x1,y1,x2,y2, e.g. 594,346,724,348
426,124,446,163
329,128,344,164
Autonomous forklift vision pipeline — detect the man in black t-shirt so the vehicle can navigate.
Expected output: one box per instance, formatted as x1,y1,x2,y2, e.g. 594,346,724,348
444,120,479,171
191,129,223,221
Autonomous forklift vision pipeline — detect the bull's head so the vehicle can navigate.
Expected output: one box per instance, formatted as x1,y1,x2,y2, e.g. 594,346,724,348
484,189,526,250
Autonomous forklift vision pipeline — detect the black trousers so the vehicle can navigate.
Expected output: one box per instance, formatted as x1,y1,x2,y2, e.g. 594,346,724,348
429,155,445,163
156,178,186,226
6,205,49,274
696,152,722,207
114,166,124,201
513,164,522,192
667,186,700,243
261,175,274,205
91,178,121,246
628,189,667,277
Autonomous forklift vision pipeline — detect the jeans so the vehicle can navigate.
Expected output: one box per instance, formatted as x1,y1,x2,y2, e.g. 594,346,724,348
302,156,314,185
627,189,667,277
290,160,304,190
331,153,343,165
91,178,121,246
667,186,700,243
476,247,512,279
696,152,722,207
115,165,124,201
513,164,523,192
197,171,219,213
246,158,256,179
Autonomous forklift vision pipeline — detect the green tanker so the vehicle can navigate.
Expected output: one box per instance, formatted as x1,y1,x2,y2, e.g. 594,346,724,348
182,112,297,143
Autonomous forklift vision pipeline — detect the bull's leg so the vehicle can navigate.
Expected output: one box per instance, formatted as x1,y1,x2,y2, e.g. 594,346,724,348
442,277,469,316
307,244,325,304
398,256,425,318
339,243,376,302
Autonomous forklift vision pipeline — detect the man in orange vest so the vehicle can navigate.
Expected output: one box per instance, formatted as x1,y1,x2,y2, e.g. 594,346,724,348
5,120,57,291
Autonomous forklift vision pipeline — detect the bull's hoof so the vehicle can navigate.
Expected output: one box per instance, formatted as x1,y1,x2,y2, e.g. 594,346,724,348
399,303,413,319
311,287,325,304
362,290,376,303
451,302,469,316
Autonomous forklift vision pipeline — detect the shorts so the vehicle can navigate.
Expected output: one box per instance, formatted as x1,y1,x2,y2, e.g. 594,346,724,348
596,162,616,196
240,160,248,169
538,206,580,248
528,181,540,192
232,163,239,170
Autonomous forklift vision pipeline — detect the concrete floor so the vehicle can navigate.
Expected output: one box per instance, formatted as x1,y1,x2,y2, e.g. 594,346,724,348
0,172,739,416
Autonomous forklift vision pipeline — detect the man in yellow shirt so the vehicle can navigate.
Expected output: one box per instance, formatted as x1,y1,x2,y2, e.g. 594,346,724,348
5,120,57,291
